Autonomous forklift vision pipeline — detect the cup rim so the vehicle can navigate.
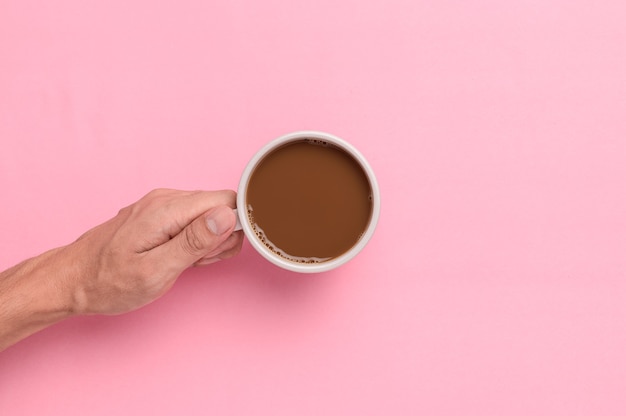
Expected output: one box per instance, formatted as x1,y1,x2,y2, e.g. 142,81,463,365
237,130,380,273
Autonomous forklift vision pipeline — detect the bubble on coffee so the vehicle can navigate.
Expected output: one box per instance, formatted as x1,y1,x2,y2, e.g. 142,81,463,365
305,138,329,147
247,205,331,263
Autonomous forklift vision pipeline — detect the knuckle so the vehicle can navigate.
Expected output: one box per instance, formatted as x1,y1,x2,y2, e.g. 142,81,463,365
215,189,237,205
117,203,134,217
218,235,244,260
220,245,242,260
146,188,170,198
232,237,244,254
142,189,176,214
141,189,172,208
223,189,237,200
181,225,207,256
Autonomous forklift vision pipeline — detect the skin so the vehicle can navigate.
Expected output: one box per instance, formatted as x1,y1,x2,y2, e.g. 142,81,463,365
0,189,244,351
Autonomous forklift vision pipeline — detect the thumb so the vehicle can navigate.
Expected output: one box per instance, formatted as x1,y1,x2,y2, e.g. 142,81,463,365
154,205,236,272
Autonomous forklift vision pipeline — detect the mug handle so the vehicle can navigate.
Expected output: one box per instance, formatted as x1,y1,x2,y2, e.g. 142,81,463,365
233,208,243,231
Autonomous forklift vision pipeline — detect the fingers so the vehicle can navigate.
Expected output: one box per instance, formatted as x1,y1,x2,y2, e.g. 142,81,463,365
149,205,237,273
166,189,236,239
127,189,238,252
194,231,244,266
140,189,236,234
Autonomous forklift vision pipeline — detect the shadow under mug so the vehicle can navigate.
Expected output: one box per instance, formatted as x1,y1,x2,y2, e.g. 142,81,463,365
233,131,380,273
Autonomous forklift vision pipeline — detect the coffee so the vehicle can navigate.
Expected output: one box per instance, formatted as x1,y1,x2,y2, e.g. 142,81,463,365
245,139,373,263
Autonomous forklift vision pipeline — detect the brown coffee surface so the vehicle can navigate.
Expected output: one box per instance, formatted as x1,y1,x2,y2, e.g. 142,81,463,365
246,140,372,262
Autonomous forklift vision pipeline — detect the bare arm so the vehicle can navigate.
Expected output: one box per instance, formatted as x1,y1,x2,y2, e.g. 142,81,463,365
0,247,77,350
0,189,243,351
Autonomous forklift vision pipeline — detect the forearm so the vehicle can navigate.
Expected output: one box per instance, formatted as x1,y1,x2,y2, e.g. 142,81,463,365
0,247,78,351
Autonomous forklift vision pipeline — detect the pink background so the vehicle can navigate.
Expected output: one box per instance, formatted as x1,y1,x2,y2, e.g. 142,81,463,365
1,0,625,414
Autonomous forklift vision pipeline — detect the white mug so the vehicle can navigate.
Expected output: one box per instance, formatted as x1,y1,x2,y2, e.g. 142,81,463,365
234,131,380,273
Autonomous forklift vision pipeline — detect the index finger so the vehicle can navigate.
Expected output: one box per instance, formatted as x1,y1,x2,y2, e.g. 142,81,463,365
159,189,237,238
127,189,237,252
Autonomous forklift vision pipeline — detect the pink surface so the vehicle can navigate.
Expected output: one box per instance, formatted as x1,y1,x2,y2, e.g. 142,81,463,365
1,0,625,414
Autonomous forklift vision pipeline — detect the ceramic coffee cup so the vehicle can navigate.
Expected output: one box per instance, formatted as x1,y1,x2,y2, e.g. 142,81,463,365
234,131,380,273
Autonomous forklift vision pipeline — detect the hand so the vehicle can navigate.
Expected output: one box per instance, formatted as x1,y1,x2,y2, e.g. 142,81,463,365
66,189,243,315
0,188,243,351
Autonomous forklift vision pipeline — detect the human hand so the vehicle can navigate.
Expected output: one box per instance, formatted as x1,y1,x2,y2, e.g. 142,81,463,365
65,189,243,315
0,188,243,350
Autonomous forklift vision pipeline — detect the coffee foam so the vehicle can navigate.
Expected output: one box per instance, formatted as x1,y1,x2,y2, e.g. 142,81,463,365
247,205,332,264
305,137,329,145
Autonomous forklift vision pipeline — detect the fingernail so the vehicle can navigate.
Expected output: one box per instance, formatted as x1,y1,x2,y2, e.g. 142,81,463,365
206,206,234,236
